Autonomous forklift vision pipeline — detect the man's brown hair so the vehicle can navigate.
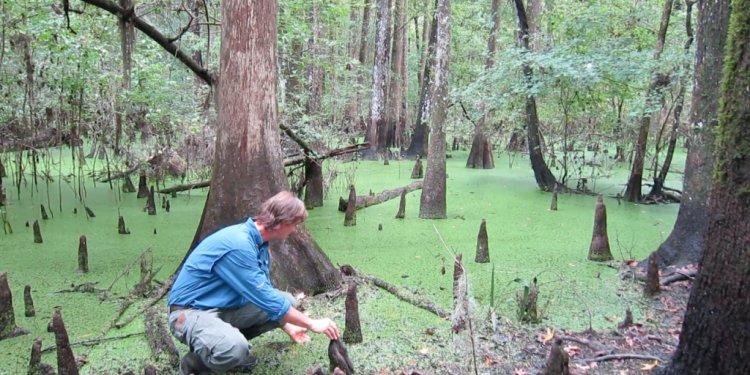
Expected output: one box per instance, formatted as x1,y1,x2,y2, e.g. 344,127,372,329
255,191,308,231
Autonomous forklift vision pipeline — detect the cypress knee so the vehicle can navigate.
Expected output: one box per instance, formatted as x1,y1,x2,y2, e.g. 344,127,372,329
587,195,613,261
541,338,570,375
24,285,35,317
383,151,389,165
78,235,88,273
411,155,423,179
33,220,43,243
165,200,170,213
644,252,661,296
40,205,49,220
137,173,149,198
328,339,354,375
48,307,79,375
146,186,156,215
1,272,28,340
550,184,558,211
84,206,95,218
118,216,130,235
395,191,406,219
343,283,362,344
122,176,136,193
28,337,55,375
344,185,356,226
475,219,489,263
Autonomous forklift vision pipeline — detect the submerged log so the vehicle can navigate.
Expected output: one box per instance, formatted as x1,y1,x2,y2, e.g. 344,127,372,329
78,235,88,273
158,181,210,194
342,282,362,344
33,220,43,243
588,195,613,261
144,306,179,367
475,219,489,263
48,307,79,375
328,339,354,375
338,181,423,212
0,272,29,340
344,185,356,227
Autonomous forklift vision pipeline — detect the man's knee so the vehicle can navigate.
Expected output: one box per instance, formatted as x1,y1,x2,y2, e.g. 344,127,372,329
203,333,250,371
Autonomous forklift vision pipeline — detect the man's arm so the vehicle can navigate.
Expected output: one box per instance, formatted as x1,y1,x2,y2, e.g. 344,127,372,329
281,306,340,340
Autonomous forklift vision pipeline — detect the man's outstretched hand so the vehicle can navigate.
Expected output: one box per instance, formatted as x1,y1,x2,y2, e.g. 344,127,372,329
309,318,340,340
282,323,311,343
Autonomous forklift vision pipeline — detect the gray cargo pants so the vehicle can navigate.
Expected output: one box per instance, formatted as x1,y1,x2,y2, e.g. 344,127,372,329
168,292,297,373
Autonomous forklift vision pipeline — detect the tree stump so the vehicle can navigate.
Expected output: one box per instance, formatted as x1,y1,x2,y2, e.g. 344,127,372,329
137,173,149,198
24,285,35,317
587,195,613,261
0,272,28,340
40,204,49,220
344,185,356,227
410,155,423,179
452,254,469,333
118,216,130,235
395,191,406,219
122,175,136,193
343,282,362,344
541,338,570,375
475,219,489,263
28,337,55,375
48,307,79,375
78,235,88,273
328,339,354,375
33,220,43,243
645,252,661,296
146,186,157,215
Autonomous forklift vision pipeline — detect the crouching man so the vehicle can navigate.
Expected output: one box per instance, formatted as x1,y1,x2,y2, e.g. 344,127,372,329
167,191,340,374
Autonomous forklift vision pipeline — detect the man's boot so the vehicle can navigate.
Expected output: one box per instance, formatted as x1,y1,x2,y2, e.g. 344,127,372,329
180,351,211,375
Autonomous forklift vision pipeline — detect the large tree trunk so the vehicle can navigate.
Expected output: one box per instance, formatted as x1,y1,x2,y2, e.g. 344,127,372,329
513,0,558,192
624,0,674,202
189,0,340,293
406,3,437,158
661,4,750,373
419,0,450,219
386,0,408,149
653,0,729,267
466,0,499,169
366,0,391,156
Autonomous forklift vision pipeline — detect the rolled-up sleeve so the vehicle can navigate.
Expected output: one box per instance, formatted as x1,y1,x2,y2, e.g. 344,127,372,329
213,249,291,321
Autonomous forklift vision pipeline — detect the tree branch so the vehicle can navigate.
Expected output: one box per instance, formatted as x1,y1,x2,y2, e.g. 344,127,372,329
79,0,213,85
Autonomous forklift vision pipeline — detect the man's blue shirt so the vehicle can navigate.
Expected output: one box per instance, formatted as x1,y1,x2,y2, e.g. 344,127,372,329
168,217,291,321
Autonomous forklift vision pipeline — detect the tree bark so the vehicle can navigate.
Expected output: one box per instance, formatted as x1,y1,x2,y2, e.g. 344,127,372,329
624,0,674,202
366,0,392,156
466,0,500,169
419,0,450,219
662,3,750,372
653,0,728,268
188,0,340,294
513,0,558,192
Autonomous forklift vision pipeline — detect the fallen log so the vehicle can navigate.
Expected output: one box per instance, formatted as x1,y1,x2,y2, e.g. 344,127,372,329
338,181,424,212
158,142,369,194
357,272,449,319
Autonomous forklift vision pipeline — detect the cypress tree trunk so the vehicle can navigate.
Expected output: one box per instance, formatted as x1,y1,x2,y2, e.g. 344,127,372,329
137,172,148,198
662,3,750,372
304,160,324,208
653,0,729,267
